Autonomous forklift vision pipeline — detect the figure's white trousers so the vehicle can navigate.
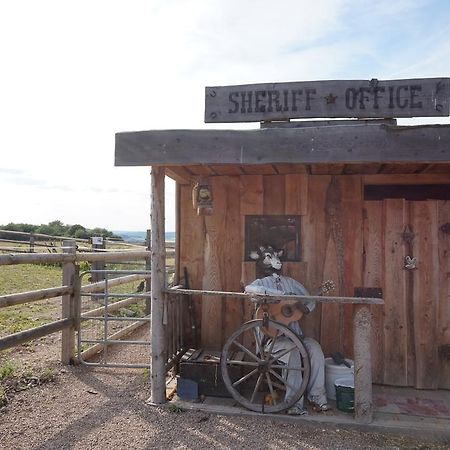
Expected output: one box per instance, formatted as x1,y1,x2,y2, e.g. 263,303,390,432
270,336,327,408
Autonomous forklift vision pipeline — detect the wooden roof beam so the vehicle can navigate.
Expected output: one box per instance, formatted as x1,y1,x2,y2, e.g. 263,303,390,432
115,124,450,167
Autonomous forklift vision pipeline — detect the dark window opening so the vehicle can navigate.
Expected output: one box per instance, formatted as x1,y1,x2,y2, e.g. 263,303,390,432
245,215,301,261
364,184,450,201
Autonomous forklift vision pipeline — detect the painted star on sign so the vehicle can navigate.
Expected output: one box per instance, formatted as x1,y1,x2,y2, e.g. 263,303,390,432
324,93,338,104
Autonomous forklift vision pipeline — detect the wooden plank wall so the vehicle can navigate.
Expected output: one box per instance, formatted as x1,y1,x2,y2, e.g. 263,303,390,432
179,174,363,353
179,176,450,389
362,198,450,389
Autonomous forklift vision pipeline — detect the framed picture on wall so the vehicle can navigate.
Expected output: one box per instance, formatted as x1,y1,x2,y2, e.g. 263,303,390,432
245,215,301,261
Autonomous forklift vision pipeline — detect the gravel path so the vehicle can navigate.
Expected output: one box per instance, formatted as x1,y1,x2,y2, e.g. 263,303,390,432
1,328,449,450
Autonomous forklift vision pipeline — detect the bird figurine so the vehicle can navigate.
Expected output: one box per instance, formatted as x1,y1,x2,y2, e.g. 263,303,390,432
404,256,417,270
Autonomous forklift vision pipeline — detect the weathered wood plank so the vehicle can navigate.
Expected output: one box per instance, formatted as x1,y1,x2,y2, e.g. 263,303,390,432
343,164,381,175
0,319,73,352
201,177,227,350
363,173,450,185
179,184,204,347
165,166,192,184
205,78,450,122
411,201,440,389
208,165,244,176
363,201,384,384
150,166,166,404
0,286,72,309
303,176,331,340
261,119,397,128
340,177,364,358
263,175,285,214
353,305,373,424
383,199,409,386
274,164,307,174
166,288,383,304
240,175,263,346
242,164,277,175
310,164,345,175
219,177,243,346
285,173,308,216
437,200,450,388
378,163,428,174
115,124,450,166
61,240,76,365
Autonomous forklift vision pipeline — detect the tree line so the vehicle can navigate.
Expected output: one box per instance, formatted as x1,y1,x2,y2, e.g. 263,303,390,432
0,221,122,241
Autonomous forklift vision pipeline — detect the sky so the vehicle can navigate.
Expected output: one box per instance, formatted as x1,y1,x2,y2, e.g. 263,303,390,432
1,0,450,232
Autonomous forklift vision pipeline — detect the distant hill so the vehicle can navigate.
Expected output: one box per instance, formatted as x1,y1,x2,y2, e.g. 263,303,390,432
113,230,175,243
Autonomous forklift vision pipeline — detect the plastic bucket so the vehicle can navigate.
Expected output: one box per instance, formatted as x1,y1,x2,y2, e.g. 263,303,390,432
335,377,354,412
324,357,354,400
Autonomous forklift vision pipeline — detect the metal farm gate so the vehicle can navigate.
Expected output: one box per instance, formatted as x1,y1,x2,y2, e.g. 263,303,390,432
78,269,152,369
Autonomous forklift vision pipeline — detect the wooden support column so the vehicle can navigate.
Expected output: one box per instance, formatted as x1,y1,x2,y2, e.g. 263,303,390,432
353,304,373,423
150,166,167,404
201,215,223,350
61,240,76,364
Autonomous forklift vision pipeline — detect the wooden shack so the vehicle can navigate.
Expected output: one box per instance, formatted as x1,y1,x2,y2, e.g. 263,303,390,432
115,78,450,408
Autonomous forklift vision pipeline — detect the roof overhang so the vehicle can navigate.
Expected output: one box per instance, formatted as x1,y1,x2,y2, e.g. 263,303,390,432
115,123,450,168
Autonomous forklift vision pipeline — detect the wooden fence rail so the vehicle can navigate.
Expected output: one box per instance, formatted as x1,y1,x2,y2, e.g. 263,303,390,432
0,244,175,363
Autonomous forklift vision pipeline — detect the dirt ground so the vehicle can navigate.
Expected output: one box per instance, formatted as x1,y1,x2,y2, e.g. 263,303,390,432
1,328,449,450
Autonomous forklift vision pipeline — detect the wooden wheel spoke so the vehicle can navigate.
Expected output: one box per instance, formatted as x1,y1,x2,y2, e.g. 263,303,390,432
269,344,298,363
269,369,297,393
271,364,305,371
271,380,286,391
226,360,259,367
232,340,260,362
265,373,276,403
253,327,263,356
250,373,263,403
266,330,279,359
232,368,258,387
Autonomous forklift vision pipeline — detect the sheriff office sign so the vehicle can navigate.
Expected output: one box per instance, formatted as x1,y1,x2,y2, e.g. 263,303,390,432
204,78,450,123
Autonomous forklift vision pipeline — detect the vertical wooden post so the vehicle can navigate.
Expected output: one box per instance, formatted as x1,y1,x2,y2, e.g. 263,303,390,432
61,240,76,364
29,232,35,253
145,229,152,315
151,167,166,404
201,215,223,350
353,304,373,423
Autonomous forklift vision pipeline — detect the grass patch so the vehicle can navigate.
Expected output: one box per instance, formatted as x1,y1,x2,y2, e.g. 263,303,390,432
0,264,62,338
0,264,62,296
0,360,15,380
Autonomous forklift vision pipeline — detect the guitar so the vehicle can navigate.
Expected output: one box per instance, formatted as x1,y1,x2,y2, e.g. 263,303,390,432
255,280,335,337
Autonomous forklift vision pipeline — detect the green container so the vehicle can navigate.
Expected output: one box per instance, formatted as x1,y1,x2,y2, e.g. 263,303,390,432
335,377,354,412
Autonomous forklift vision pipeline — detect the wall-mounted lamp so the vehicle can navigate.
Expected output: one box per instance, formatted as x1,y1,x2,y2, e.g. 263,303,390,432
192,178,213,215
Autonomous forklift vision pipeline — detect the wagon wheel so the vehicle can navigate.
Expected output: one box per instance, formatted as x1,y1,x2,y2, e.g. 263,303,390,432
220,319,310,413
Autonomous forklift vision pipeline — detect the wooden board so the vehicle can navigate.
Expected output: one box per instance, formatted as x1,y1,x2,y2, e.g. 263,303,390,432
340,176,364,357
263,175,285,214
285,173,308,216
302,176,331,341
363,201,384,384
438,200,450,388
115,124,450,166
383,199,409,386
179,184,205,347
411,201,440,389
201,177,227,350
221,177,243,344
205,78,450,122
240,175,264,347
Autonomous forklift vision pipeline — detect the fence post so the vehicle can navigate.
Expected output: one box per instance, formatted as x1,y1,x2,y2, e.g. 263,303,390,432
353,304,373,423
29,232,35,253
61,239,76,364
91,236,105,282
145,229,151,315
150,167,166,404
